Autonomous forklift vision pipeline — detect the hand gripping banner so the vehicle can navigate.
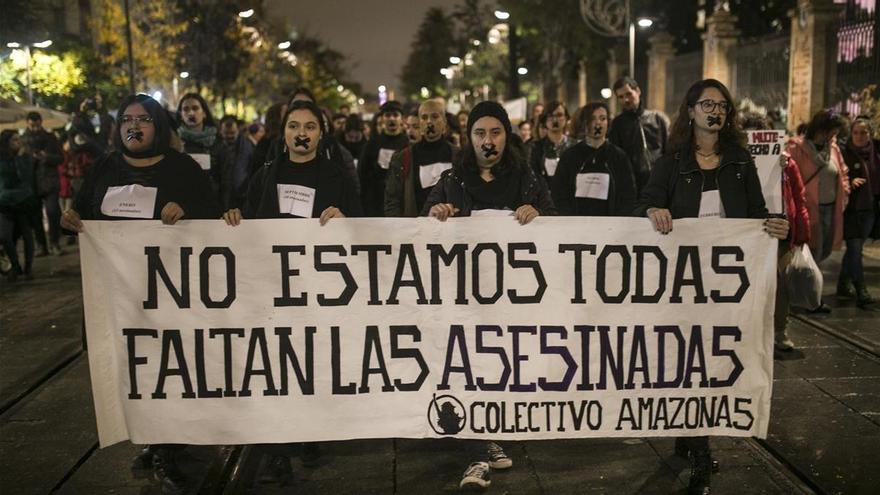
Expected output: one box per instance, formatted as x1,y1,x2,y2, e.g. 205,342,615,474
79,217,777,447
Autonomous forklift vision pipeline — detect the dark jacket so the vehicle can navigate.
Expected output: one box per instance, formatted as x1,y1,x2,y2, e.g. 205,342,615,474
244,152,363,219
385,141,459,217
552,141,636,216
0,154,35,212
841,140,879,239
358,133,409,217
73,150,221,221
634,144,768,220
421,164,557,217
21,129,63,196
609,107,669,193
181,135,231,209
528,135,574,184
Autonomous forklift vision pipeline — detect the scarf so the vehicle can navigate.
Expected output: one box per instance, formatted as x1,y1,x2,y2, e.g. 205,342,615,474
179,125,218,148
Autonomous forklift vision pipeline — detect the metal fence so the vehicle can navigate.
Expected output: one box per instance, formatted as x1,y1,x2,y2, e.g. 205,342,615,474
733,35,791,114
829,0,879,116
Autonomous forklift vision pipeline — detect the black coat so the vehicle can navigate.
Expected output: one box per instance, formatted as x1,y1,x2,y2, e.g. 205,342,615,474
73,150,221,221
244,152,363,219
608,107,669,193
551,141,636,216
634,144,768,220
421,164,557,217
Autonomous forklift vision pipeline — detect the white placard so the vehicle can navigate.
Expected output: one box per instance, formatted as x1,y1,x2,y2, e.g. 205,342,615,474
747,130,785,214
99,185,158,219
378,148,396,170
699,190,725,218
189,153,212,171
544,157,560,177
419,162,452,188
277,183,316,218
470,208,514,217
575,173,610,200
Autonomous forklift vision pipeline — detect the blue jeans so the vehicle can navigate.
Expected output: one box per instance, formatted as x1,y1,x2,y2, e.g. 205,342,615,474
841,210,876,284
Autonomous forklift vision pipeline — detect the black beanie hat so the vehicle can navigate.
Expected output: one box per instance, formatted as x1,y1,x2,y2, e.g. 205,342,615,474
379,100,403,116
466,101,512,138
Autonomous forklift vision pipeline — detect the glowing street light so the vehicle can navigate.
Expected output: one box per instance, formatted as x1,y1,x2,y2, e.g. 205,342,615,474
179,71,189,79
449,56,461,64
494,10,510,20
378,84,386,93
238,9,254,18
277,40,291,49
6,39,53,105
6,42,20,48
517,67,528,75
600,88,613,99
637,18,654,28
33,40,52,48
337,85,344,92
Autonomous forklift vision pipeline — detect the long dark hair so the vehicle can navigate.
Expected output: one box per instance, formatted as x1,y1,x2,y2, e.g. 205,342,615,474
804,110,844,141
113,94,173,157
0,129,19,160
176,92,216,128
667,79,746,154
576,101,609,139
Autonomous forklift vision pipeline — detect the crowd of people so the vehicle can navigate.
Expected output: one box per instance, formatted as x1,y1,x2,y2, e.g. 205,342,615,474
2,74,878,494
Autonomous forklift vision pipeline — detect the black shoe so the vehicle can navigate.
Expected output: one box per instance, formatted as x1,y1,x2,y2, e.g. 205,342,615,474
152,450,186,495
809,303,832,314
301,442,321,468
837,277,856,299
258,455,293,485
688,453,712,495
855,283,875,308
131,446,154,470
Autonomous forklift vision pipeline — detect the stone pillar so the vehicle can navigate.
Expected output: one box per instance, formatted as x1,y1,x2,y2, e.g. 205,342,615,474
702,6,741,85
787,0,843,132
606,43,627,115
647,32,676,115
578,60,588,107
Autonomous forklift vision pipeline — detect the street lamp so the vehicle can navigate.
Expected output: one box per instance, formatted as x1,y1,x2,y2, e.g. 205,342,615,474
517,67,528,75
579,0,654,78
277,40,291,50
238,9,254,18
491,12,519,99
6,39,53,105
449,56,461,65
494,10,510,20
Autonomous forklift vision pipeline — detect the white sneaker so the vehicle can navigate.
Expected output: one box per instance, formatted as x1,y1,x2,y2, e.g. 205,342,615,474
486,442,512,470
460,461,491,491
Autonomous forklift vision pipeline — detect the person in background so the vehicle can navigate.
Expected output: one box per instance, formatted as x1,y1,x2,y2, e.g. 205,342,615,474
609,76,670,195
359,101,409,216
22,111,64,256
332,113,347,136
552,101,635,217
839,117,878,307
218,115,240,156
405,111,422,145
177,92,232,207
518,120,532,144
787,110,850,313
1,130,37,282
529,101,573,185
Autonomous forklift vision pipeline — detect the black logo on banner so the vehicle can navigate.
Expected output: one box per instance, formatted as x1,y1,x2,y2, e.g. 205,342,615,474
428,393,466,435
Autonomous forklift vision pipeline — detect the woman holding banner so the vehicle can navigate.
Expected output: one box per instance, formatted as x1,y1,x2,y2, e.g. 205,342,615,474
222,100,362,225
424,101,554,491
635,79,789,495
59,93,221,494
221,99,360,485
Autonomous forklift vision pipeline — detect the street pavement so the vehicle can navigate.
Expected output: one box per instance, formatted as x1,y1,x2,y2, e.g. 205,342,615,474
1,241,878,494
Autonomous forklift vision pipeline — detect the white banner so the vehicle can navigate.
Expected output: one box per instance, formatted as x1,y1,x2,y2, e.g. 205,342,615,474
80,218,777,447
503,97,528,124
747,130,786,215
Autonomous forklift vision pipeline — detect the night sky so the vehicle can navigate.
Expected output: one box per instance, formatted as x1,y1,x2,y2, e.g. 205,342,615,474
265,0,451,96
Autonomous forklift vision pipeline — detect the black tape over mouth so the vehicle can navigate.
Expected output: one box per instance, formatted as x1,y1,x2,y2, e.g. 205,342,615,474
481,144,499,159
707,115,723,127
126,129,144,142
593,125,603,137
294,136,311,148
426,124,436,134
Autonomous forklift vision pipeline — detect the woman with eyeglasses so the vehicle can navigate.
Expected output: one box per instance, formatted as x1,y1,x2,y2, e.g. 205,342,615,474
60,94,220,493
61,94,220,229
635,79,789,495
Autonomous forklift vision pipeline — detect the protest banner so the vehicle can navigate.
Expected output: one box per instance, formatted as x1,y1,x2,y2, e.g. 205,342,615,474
747,130,787,214
79,217,777,447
